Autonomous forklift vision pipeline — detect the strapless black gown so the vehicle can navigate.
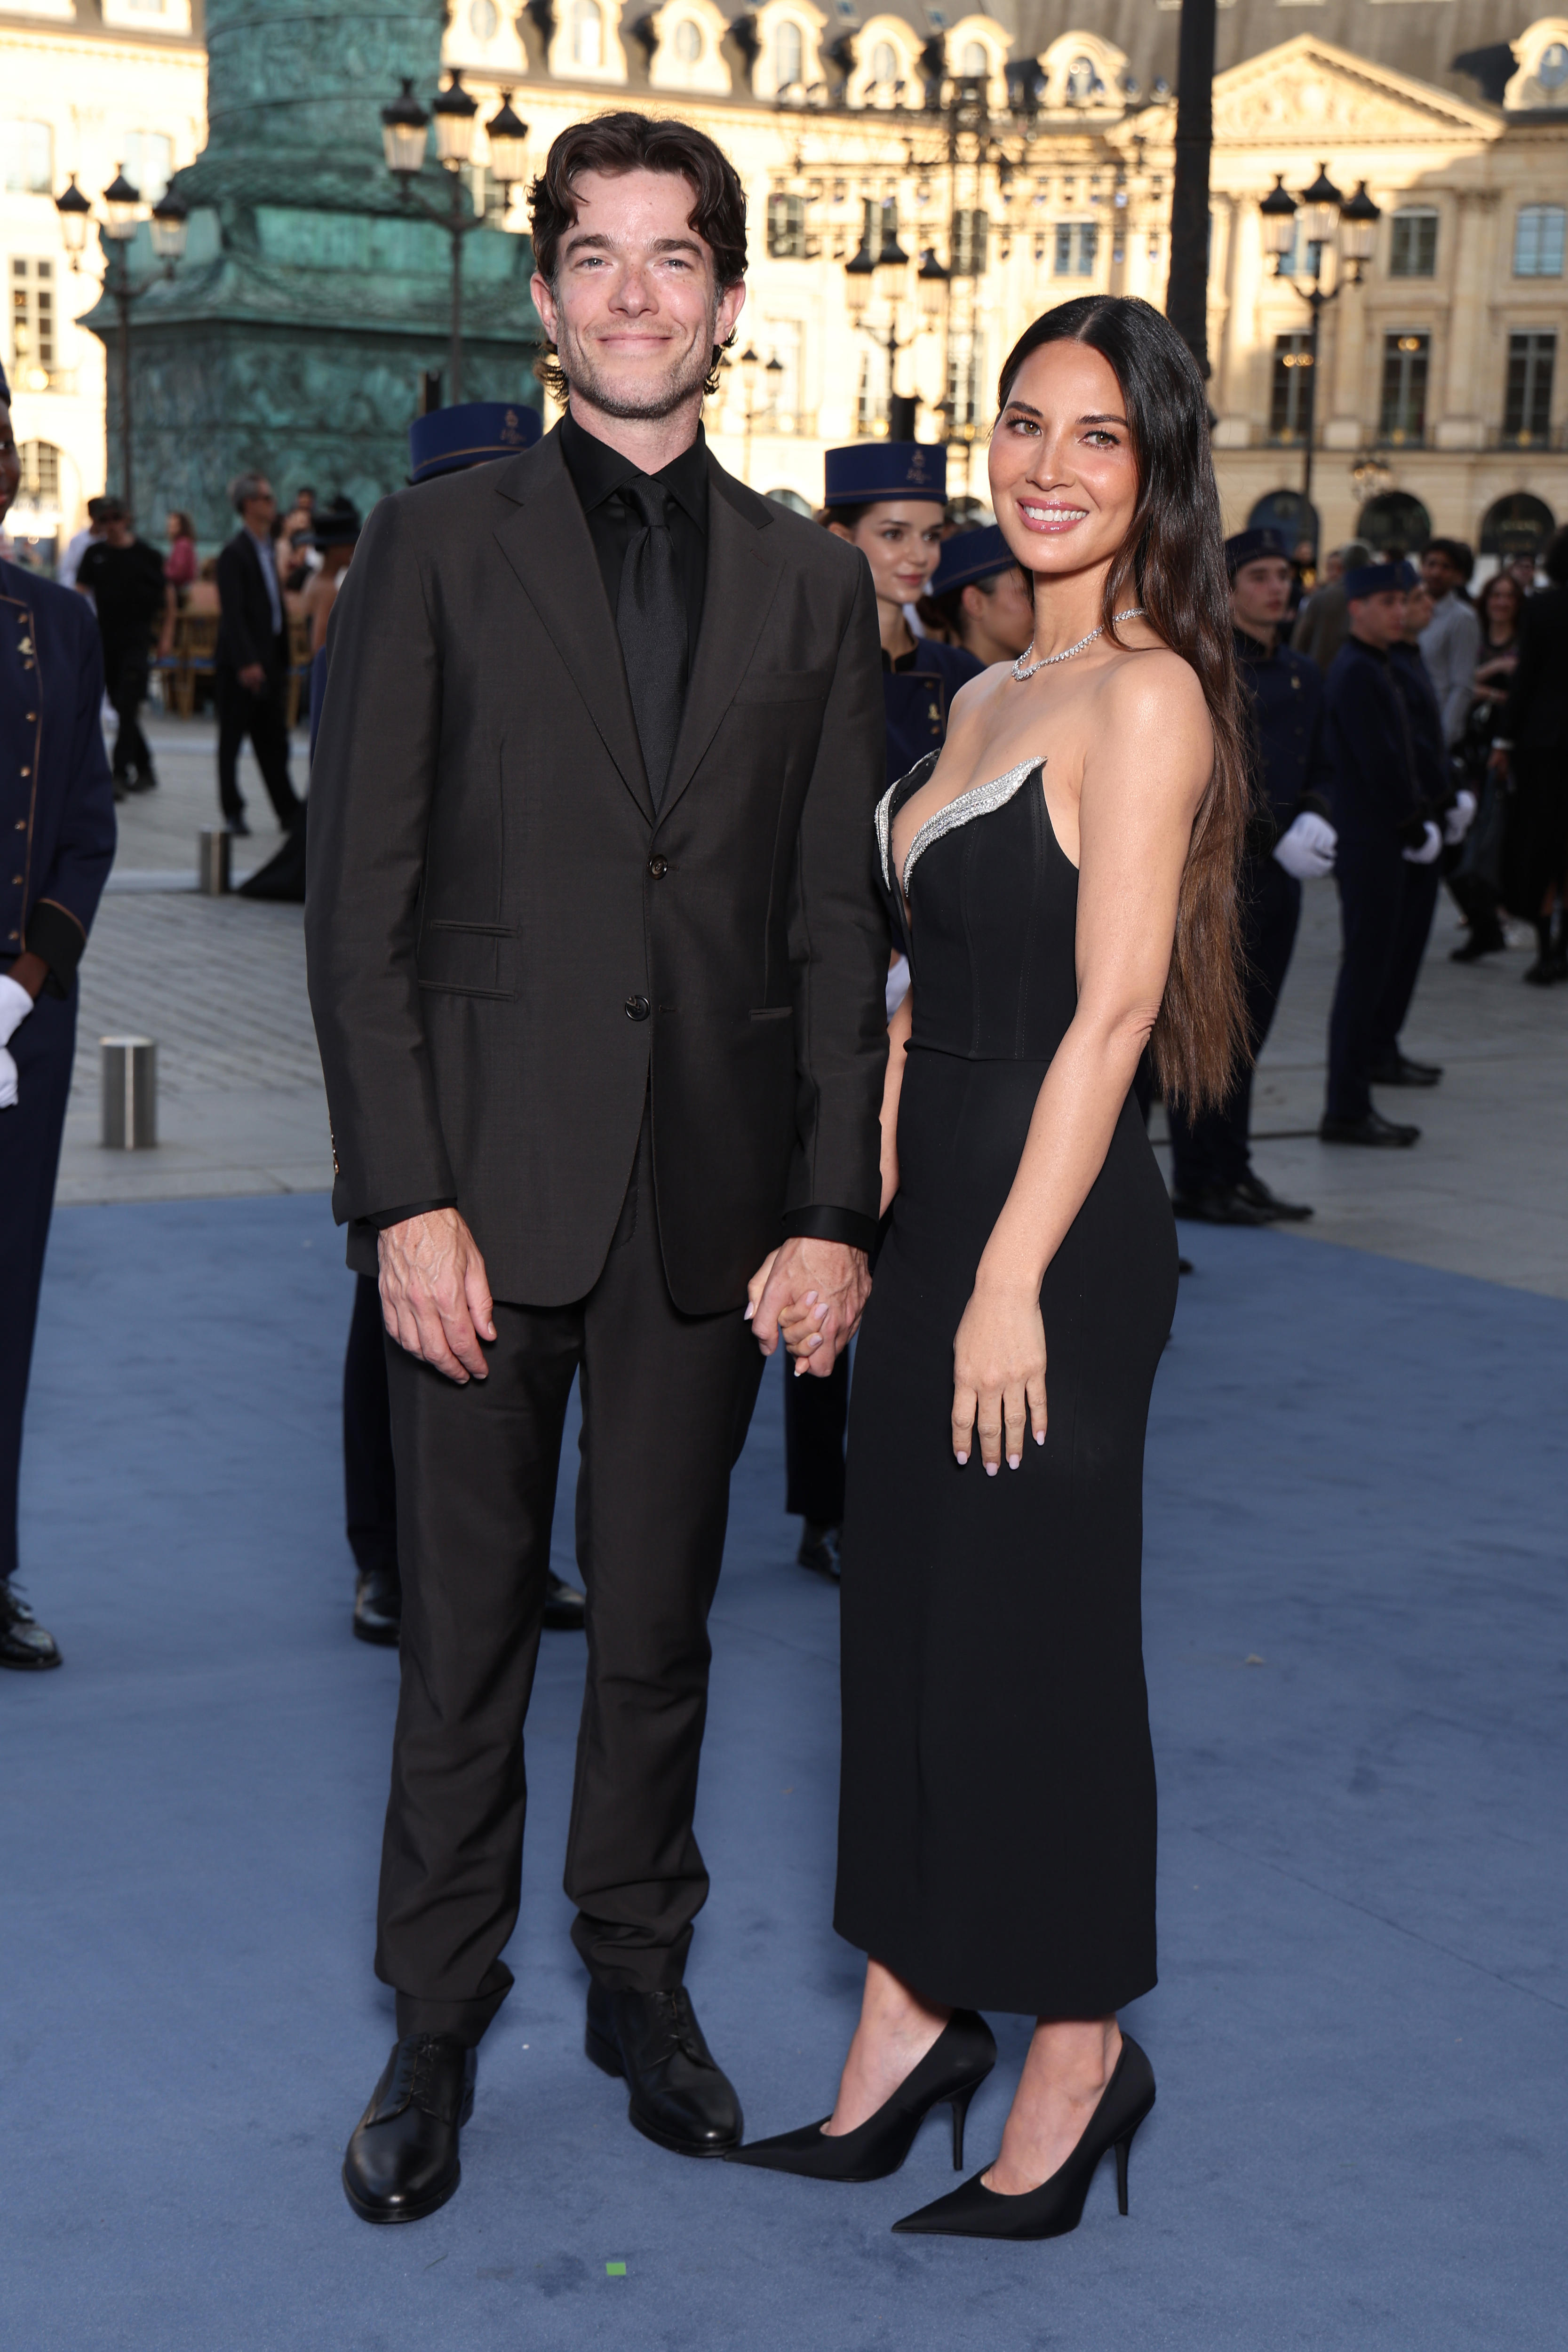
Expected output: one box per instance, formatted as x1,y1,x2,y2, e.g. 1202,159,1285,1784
834,752,1178,2018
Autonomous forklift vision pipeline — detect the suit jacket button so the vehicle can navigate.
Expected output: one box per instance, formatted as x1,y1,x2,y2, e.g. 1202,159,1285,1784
648,855,669,880
624,993,650,1021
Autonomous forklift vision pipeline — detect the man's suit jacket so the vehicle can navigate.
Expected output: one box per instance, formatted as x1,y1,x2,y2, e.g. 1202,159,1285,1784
214,531,286,676
1499,585,1568,751
1,557,116,991
304,428,888,1315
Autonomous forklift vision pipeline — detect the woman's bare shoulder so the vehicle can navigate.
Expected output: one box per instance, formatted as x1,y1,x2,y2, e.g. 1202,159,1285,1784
1097,637,1208,723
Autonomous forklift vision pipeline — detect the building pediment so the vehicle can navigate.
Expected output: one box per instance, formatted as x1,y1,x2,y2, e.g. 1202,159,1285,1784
1212,34,1501,150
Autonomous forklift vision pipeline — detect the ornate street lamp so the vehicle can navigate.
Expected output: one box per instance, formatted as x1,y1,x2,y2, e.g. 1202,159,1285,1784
149,188,190,264
383,73,527,405
1261,162,1381,508
56,163,186,513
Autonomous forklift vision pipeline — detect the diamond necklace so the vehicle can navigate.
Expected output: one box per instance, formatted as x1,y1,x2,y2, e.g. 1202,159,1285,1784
1011,608,1146,683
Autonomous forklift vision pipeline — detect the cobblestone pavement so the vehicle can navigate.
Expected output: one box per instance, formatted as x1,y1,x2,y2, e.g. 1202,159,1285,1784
59,715,1568,1295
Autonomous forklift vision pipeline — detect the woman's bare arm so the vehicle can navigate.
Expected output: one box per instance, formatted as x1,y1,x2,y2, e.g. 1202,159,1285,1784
879,988,913,1216
951,652,1213,1472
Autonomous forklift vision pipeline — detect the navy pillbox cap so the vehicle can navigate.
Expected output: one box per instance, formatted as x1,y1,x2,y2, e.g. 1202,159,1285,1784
408,400,541,484
1224,526,1289,575
1344,558,1417,600
929,523,1016,599
822,440,947,509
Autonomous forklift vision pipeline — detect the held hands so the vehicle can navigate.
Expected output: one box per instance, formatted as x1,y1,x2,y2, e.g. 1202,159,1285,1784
1443,789,1478,846
238,662,267,693
951,1277,1048,1474
1402,820,1443,867
748,1239,871,1379
378,1208,497,1383
0,973,35,1112
1272,810,1337,882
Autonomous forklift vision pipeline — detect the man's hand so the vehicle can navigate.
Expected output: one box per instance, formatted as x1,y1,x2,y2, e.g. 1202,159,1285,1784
378,1208,496,1383
238,661,266,693
747,1239,870,1379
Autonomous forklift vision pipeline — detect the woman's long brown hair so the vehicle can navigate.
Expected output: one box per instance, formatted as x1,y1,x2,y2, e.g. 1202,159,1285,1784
998,296,1247,1113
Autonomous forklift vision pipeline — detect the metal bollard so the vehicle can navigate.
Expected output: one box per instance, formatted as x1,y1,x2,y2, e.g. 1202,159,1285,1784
101,1037,158,1150
198,828,231,895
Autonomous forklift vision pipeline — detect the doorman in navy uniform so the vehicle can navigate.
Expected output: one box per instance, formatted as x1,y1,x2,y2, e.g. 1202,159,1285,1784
1320,560,1447,1148
324,402,592,1648
778,443,983,1581
1168,527,1337,1224
0,365,117,1668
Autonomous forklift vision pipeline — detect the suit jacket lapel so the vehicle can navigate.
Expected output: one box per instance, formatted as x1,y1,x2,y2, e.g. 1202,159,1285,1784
657,463,781,827
490,435,654,825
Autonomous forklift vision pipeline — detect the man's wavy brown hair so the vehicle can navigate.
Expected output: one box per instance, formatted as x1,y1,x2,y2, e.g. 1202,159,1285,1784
529,112,748,402
997,296,1248,1114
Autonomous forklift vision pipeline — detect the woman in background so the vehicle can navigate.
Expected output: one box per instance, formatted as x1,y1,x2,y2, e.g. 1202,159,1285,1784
918,523,1040,670
1449,570,1522,964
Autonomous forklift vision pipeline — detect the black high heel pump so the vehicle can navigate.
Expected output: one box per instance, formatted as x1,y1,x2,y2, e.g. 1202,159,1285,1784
891,2034,1154,2239
724,2011,996,2183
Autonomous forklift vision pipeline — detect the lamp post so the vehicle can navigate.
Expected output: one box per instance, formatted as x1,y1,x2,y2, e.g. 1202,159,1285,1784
1260,165,1380,509
382,75,528,405
844,199,928,438
56,167,188,513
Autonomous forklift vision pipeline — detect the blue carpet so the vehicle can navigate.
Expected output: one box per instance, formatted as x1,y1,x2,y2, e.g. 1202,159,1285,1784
4,1199,1564,2350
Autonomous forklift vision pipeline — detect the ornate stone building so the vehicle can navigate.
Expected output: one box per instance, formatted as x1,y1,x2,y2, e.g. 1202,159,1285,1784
4,0,1567,560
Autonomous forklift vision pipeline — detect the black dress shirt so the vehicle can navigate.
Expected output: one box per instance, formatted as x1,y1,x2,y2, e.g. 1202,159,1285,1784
557,409,709,667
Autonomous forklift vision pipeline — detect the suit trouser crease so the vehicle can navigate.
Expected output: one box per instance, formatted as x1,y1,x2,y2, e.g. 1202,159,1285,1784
216,665,299,826
1168,857,1300,1193
377,1114,765,2044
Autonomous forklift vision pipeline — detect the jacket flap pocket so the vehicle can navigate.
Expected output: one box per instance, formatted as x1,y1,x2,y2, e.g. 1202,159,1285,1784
732,668,834,705
416,925,510,996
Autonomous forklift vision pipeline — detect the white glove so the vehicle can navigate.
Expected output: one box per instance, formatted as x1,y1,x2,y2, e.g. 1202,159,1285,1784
1273,810,1337,881
0,1045,16,1110
1402,821,1443,866
1443,789,1477,847
885,950,910,1024
0,974,32,1108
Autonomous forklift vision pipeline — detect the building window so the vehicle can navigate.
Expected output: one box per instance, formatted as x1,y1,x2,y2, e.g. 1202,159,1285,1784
1065,56,1099,104
952,209,988,277
123,131,173,205
1054,221,1097,277
1379,333,1429,444
1514,205,1566,279
766,192,806,260
946,339,983,430
1389,207,1438,279
16,440,61,508
673,17,702,63
9,259,55,389
1269,334,1313,444
870,39,897,84
857,348,886,434
470,0,499,32
765,319,803,427
1,121,53,196
774,20,803,87
960,40,988,76
571,0,603,68
1504,332,1555,445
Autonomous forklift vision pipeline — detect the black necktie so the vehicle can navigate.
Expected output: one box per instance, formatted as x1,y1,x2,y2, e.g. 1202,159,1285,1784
616,476,686,810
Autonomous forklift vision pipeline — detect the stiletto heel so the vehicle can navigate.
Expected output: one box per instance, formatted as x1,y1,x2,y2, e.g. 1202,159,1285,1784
892,2035,1155,2240
724,2011,996,2184
950,2081,979,2170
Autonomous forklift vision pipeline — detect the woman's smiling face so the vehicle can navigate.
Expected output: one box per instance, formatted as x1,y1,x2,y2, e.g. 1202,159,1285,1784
988,339,1140,583
834,501,947,609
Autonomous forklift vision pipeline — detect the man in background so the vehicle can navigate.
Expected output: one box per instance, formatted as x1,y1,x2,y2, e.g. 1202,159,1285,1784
1292,539,1370,672
215,471,303,838
75,500,167,796
57,495,108,593
1417,538,1481,749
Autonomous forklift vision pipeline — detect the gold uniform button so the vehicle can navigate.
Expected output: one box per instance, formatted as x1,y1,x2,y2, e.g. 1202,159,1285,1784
20,768,30,778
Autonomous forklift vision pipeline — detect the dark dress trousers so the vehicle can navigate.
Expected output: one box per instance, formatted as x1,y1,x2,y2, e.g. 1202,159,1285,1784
1168,627,1331,1196
1373,645,1449,1060
0,560,116,1580
1322,636,1436,1121
74,536,166,783
1497,585,1568,921
306,423,886,2042
214,530,301,829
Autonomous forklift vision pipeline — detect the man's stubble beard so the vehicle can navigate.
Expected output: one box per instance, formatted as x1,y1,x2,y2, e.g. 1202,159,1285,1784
553,310,717,423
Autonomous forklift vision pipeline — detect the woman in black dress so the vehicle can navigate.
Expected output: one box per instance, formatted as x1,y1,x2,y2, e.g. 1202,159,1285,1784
730,297,1247,2237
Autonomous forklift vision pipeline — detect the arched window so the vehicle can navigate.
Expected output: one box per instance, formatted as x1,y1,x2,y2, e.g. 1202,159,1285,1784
774,19,803,88
1248,488,1319,557
1357,490,1431,557
469,0,499,35
960,40,988,77
870,40,897,84
571,0,603,69
673,16,702,62
1514,205,1565,278
16,441,62,509
1536,41,1568,92
1065,56,1098,104
1479,492,1554,558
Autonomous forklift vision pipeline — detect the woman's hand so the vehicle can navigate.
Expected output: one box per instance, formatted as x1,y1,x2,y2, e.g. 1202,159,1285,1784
951,1280,1047,1473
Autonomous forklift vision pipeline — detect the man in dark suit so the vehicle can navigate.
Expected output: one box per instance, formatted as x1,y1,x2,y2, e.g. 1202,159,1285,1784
0,368,117,1670
214,472,302,836
1493,524,1568,980
307,113,886,2222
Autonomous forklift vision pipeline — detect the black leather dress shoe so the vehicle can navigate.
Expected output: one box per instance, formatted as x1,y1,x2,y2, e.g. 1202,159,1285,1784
797,1521,841,1580
353,1567,401,1646
1368,1051,1442,1087
1451,930,1505,963
1319,1110,1420,1148
228,813,251,837
0,1580,61,1670
543,1571,586,1631
1231,1170,1314,1223
586,1983,743,2156
1171,1187,1272,1226
342,2035,476,2223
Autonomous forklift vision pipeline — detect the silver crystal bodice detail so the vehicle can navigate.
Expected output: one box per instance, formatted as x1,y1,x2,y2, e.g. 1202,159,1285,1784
876,755,1047,900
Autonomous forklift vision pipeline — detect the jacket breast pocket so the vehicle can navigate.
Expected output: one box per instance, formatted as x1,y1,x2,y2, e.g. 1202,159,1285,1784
416,920,515,998
732,669,833,706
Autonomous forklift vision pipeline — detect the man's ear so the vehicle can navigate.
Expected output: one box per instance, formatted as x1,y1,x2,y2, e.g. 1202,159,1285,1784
715,275,747,344
530,273,559,344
